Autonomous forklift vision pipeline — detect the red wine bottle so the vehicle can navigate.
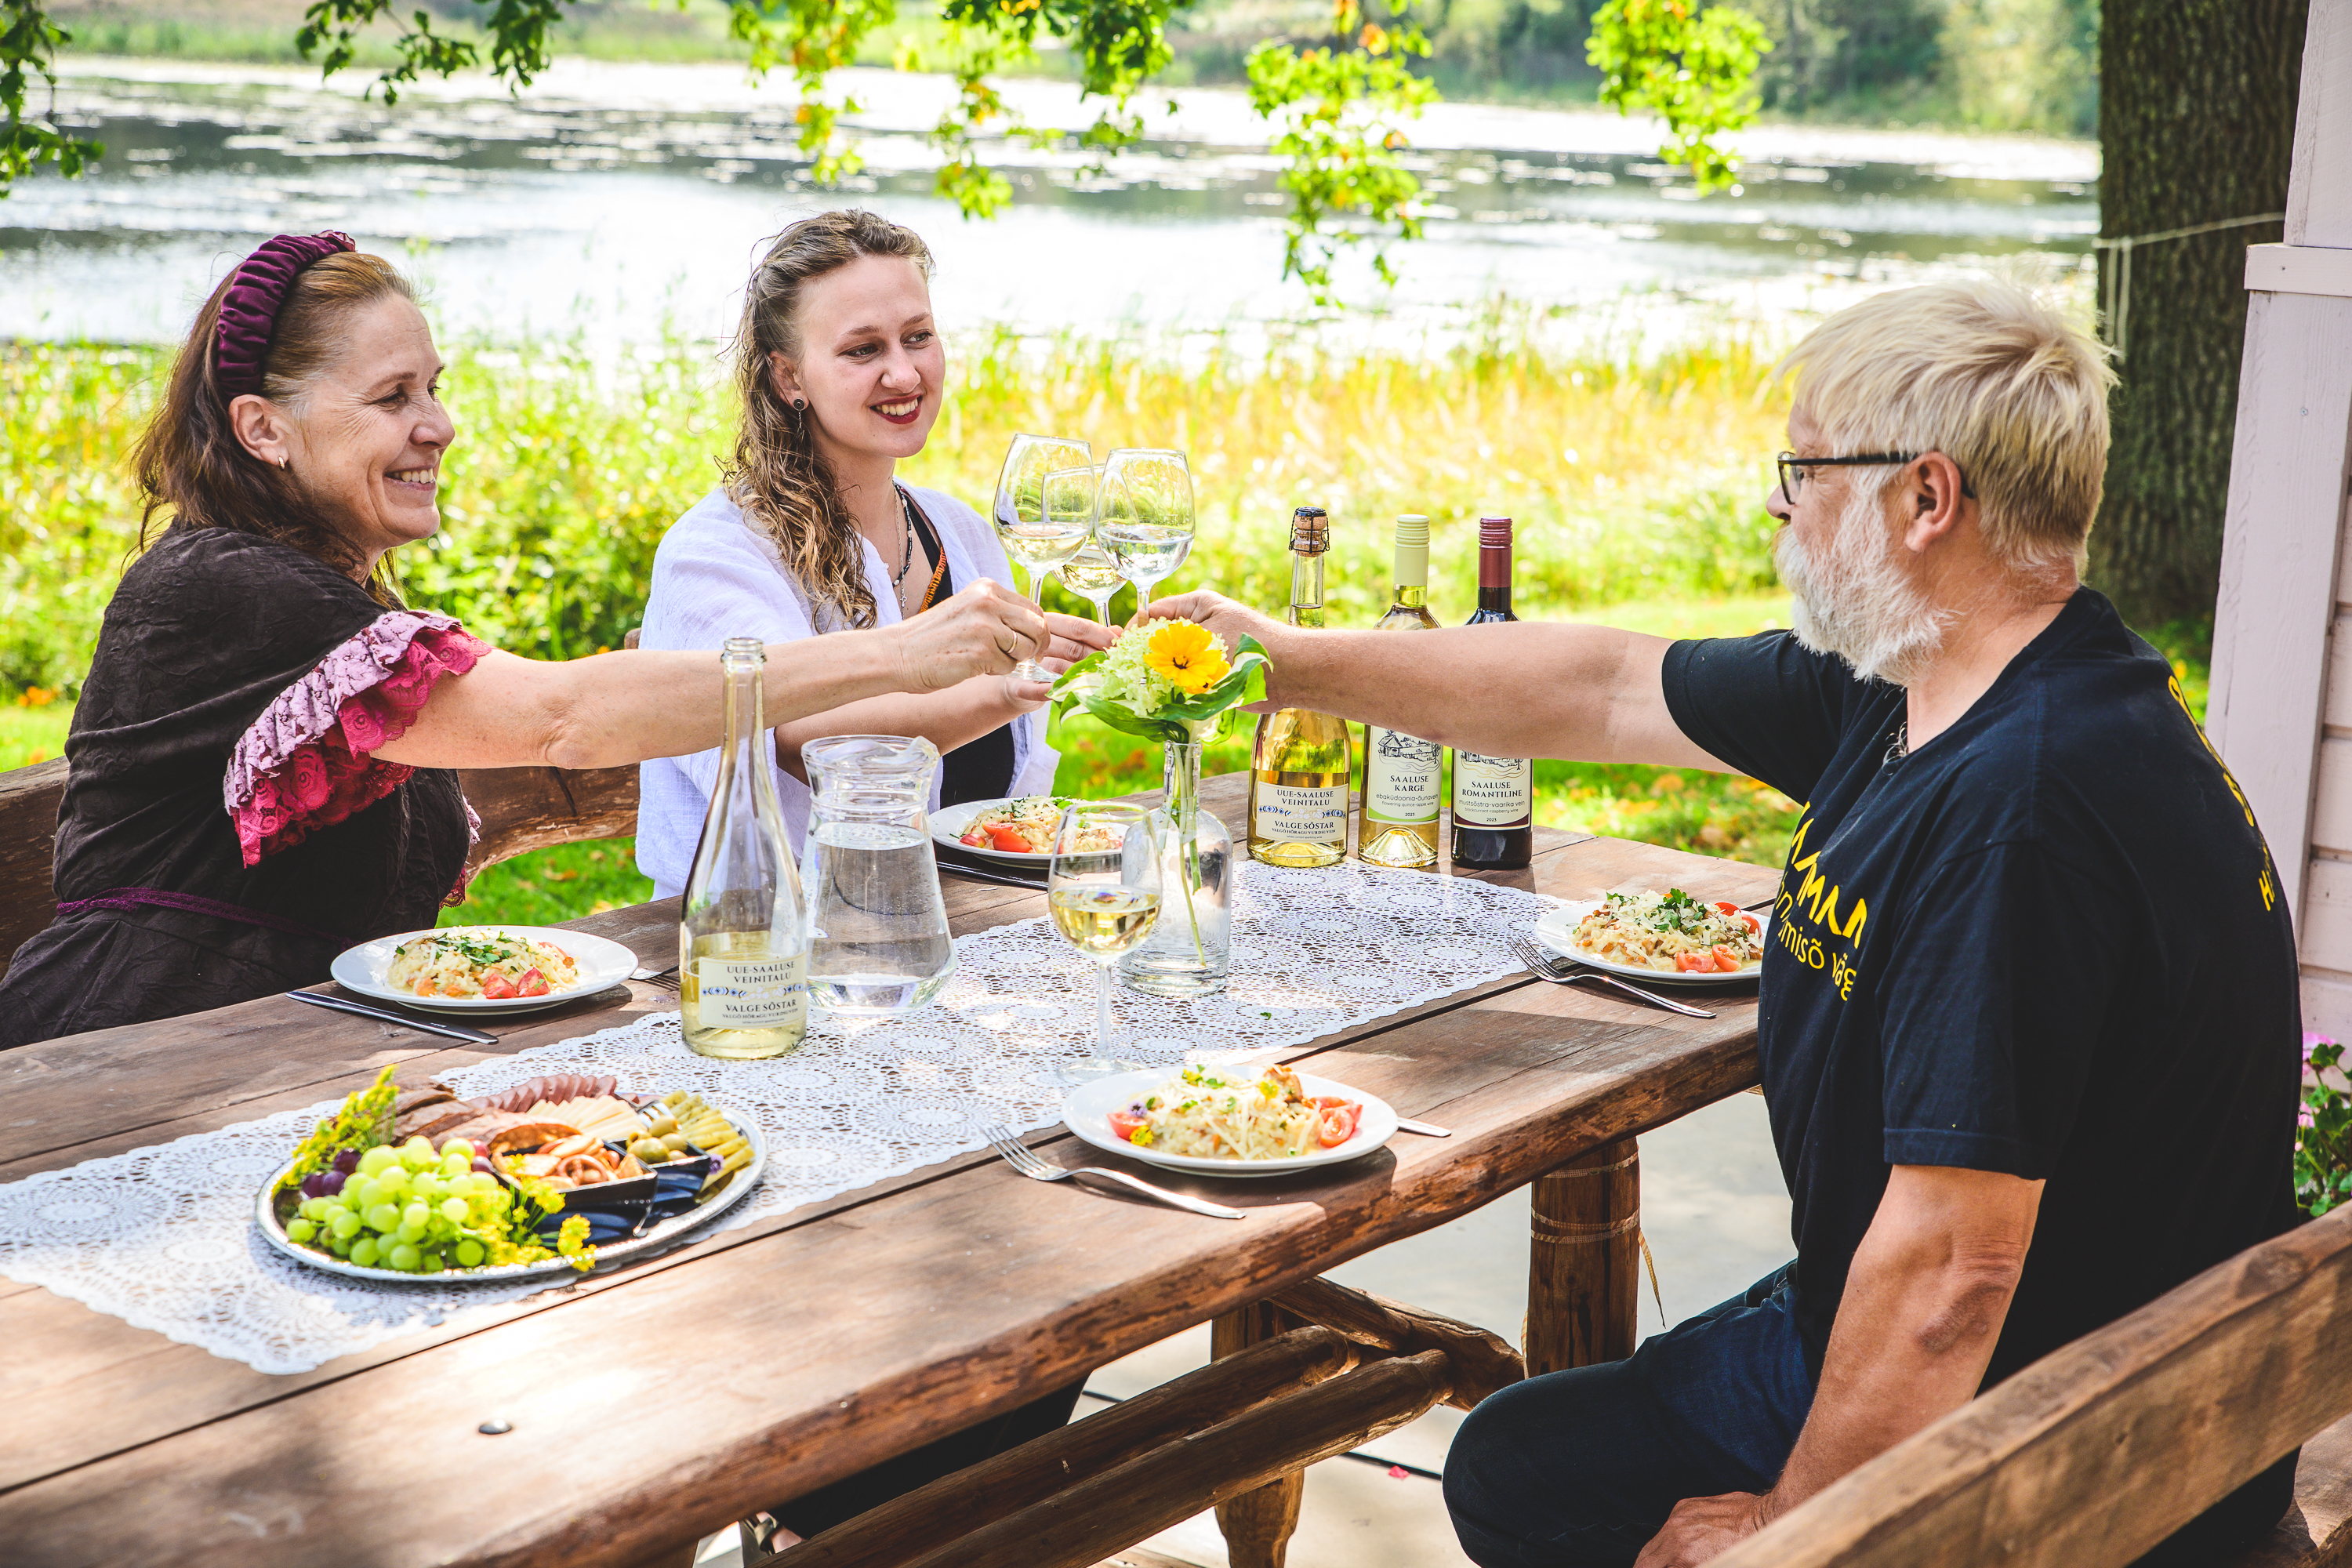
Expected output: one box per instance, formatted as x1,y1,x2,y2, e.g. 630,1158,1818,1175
1450,517,1533,870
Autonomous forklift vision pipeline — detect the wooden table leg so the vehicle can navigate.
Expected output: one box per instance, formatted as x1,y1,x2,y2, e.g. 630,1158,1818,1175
1211,1300,1307,1568
1525,1137,1641,1377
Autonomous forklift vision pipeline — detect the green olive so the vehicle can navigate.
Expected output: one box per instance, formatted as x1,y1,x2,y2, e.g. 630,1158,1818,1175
645,1115,678,1138
660,1131,693,1152
629,1138,668,1163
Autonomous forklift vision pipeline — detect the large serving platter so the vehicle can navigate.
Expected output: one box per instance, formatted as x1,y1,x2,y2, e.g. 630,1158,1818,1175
1062,1068,1400,1180
331,926,639,1016
1531,899,1771,987
253,1108,765,1284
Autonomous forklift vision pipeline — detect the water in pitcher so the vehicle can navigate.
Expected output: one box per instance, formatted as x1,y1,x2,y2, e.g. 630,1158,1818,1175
798,735,959,1016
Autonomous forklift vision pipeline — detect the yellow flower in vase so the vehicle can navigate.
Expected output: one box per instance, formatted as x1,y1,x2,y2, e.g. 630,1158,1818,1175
1145,621,1231,695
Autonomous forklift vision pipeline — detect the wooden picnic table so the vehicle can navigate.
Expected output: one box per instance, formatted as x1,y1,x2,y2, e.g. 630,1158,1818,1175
0,771,1778,1568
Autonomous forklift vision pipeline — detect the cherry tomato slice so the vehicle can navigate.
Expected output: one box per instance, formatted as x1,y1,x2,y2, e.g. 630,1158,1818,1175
1310,1095,1352,1111
1740,912,1762,933
1711,945,1744,973
1316,1104,1361,1148
985,823,1033,854
479,973,518,1000
960,828,989,847
1676,952,1710,973
517,968,551,997
1712,900,1741,917
1107,1109,1147,1142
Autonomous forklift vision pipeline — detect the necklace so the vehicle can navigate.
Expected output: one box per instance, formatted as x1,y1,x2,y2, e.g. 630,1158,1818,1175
887,487,917,599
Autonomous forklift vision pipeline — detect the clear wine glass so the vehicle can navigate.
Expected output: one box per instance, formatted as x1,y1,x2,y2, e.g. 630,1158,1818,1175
1046,801,1163,1084
991,434,1095,681
1054,465,1123,624
1096,448,1195,625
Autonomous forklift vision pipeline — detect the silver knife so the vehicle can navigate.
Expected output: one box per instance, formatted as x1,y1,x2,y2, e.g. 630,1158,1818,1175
1396,1118,1452,1137
287,989,501,1046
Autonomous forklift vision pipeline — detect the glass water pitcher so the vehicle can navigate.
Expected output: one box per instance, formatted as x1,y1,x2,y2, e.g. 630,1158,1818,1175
798,734,958,1015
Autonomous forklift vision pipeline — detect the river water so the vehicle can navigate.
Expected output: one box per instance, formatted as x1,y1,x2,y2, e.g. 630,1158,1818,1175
3,57,2100,350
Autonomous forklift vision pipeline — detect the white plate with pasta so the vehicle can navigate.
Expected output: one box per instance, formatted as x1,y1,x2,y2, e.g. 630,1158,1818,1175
331,926,637,1015
1063,1064,1401,1179
1531,890,1770,985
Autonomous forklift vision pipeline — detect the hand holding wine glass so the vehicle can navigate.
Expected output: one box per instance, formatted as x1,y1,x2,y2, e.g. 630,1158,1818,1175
1096,448,1195,626
1047,802,1163,1083
992,434,1095,681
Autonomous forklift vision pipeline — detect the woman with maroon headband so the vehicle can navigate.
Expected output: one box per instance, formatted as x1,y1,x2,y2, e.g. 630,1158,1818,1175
0,232,1078,1048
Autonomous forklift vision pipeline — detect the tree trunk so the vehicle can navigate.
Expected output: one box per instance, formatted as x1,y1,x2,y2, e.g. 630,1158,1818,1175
2089,0,2307,633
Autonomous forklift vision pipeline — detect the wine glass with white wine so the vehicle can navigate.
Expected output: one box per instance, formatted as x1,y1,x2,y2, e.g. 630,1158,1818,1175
1046,801,1163,1084
991,434,1094,681
1054,466,1123,623
1096,448,1195,624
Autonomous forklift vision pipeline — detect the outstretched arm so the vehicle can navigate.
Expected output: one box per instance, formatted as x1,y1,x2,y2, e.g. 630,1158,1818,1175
376,579,1048,771
1146,589,1728,770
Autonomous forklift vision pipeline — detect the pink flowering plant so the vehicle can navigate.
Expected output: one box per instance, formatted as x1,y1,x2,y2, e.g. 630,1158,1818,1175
2299,1033,2352,1216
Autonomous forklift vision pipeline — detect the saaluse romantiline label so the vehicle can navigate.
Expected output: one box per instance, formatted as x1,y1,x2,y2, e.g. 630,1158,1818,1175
1253,781,1349,843
695,951,808,1029
1365,728,1442,823
1454,751,1532,827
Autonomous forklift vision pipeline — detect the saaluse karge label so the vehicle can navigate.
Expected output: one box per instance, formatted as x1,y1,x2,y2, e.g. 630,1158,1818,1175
695,952,809,1029
1365,728,1442,823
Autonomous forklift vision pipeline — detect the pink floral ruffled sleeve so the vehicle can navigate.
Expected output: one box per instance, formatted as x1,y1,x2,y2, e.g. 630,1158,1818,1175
223,611,489,866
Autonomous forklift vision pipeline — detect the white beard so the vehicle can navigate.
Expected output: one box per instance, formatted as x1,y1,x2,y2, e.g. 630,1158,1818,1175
1774,481,1951,688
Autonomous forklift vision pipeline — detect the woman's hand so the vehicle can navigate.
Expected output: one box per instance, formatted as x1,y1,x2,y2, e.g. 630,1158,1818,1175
889,579,1047,691
996,615,1116,711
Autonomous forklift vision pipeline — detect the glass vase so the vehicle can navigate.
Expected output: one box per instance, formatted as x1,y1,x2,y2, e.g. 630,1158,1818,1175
1117,739,1232,998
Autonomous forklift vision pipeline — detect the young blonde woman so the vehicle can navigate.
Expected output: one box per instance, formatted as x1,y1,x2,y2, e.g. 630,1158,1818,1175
637,210,1109,892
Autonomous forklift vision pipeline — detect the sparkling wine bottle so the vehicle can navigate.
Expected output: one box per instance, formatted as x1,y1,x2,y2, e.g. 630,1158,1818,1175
679,637,811,1058
1247,506,1352,867
1450,517,1534,871
1358,514,1444,869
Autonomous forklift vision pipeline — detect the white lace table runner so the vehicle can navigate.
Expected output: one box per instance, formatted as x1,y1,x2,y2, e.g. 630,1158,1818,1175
0,862,1553,1374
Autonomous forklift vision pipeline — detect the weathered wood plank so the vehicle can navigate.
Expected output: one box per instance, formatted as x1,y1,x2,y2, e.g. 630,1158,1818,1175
0,756,67,973
1709,1204,2352,1568
1210,1298,1308,1568
897,1351,1454,1568
1268,1275,1524,1411
775,1327,1357,1568
456,764,640,877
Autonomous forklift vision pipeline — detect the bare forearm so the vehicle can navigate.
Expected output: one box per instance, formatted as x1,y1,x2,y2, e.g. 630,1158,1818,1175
1762,1172,2038,1519
770,677,1029,782
1254,617,1715,768
378,633,911,771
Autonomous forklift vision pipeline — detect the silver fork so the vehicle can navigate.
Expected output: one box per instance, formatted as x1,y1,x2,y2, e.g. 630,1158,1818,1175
630,961,681,989
1507,933,1716,1020
980,1126,1246,1220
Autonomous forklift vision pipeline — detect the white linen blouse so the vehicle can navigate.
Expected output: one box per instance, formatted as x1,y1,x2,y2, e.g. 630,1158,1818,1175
634,483,1059,897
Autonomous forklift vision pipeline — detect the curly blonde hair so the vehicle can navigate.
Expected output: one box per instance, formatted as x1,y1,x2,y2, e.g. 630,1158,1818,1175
725,209,936,631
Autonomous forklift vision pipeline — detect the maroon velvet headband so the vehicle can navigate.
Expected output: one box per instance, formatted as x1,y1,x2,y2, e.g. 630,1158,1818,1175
212,230,356,398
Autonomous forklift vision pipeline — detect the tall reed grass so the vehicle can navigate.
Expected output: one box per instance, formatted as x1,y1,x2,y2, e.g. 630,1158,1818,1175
0,314,1789,698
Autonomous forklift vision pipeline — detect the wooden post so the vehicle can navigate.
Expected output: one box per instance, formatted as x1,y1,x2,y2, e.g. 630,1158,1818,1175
1211,1300,1308,1568
1525,1137,1641,1377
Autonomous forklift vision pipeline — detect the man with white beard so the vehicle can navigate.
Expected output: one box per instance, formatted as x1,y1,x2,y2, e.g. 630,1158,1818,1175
1147,278,2300,1568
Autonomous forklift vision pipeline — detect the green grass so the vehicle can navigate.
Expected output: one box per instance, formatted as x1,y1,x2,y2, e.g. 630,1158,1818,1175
0,699,73,770
441,838,655,927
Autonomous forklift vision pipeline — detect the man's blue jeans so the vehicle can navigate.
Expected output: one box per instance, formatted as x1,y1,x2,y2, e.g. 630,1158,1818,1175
1443,1263,2296,1568
1444,1265,1812,1568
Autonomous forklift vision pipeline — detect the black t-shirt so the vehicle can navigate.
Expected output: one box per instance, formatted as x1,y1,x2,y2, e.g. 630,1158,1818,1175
1662,588,2300,1386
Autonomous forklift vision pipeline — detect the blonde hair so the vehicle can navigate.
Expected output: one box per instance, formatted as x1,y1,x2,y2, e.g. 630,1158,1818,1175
724,209,935,631
1777,278,2115,574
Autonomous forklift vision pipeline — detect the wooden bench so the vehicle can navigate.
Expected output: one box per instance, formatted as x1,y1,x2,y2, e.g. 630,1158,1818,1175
0,756,641,978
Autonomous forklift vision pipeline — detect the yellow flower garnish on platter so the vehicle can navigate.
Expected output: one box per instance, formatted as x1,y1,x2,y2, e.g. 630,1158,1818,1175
1145,621,1231,695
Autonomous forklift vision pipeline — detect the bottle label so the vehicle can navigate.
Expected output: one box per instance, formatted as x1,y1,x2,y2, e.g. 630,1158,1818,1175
1253,782,1350,844
694,952,809,1029
1454,752,1533,827
1364,728,1443,824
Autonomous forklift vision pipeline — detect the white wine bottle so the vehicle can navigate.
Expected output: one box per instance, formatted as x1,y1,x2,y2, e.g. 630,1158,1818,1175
1450,517,1534,871
680,637,811,1058
1248,506,1352,867
1357,514,1443,869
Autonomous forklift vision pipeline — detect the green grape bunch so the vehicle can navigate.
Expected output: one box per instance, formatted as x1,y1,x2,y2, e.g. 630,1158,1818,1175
283,1134,586,1275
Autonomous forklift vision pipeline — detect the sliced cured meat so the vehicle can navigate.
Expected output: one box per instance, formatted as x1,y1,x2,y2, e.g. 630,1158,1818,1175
475,1074,617,1115
394,1102,482,1144
393,1087,458,1120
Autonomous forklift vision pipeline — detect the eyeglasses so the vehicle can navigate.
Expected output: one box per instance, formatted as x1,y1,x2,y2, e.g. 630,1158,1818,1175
1775,451,1974,508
